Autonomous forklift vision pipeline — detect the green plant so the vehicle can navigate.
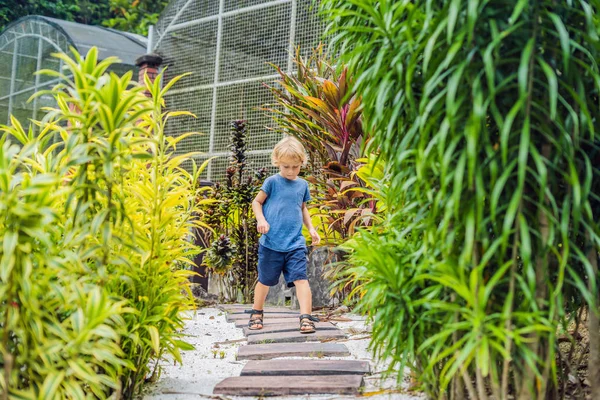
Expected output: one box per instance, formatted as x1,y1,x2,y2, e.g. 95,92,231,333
265,46,373,246
0,47,208,399
0,136,129,398
202,120,267,303
324,154,391,298
114,64,209,398
321,1,600,399
103,0,169,35
205,234,236,274
265,44,363,169
0,0,166,35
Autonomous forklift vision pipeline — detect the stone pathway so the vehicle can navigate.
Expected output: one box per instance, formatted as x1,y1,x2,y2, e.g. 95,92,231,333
143,305,423,399
215,305,363,395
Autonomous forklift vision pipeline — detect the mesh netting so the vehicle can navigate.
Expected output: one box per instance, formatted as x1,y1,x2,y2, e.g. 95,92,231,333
160,20,219,91
213,80,280,153
0,17,145,126
154,0,325,182
218,4,290,83
0,19,68,126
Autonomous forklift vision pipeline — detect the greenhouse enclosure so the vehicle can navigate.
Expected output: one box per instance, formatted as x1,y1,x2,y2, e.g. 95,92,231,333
0,16,148,126
153,0,324,181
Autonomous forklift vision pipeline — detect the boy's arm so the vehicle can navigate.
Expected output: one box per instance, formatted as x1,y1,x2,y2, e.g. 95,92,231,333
253,190,269,234
302,203,320,245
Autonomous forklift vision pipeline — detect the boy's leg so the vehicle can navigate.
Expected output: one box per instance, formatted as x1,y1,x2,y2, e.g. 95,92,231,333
294,279,312,315
252,281,270,311
282,247,315,333
251,245,285,330
249,282,270,330
295,280,315,333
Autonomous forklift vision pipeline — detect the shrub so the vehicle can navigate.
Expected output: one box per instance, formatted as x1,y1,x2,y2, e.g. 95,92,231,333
265,45,373,245
321,1,600,399
0,47,208,399
202,120,267,303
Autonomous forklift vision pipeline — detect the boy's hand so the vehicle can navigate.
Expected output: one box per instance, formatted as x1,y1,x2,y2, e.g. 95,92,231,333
257,219,270,234
309,228,321,245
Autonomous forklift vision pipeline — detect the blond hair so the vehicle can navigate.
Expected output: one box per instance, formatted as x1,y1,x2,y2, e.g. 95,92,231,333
271,136,307,166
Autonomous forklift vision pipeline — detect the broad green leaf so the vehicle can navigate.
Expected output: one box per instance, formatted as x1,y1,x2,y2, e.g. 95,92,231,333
537,57,558,120
147,325,160,354
39,371,65,400
547,12,571,74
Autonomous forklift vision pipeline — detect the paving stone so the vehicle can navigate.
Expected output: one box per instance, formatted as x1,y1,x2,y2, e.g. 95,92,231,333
247,329,347,344
230,310,299,315
243,321,337,336
234,317,304,328
226,312,299,322
213,375,364,396
219,304,294,313
241,359,370,376
237,342,350,360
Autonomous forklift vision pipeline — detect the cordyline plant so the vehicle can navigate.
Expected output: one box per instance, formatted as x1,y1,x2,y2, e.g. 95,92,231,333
321,1,600,399
265,45,363,169
0,47,210,399
202,120,267,303
264,46,374,245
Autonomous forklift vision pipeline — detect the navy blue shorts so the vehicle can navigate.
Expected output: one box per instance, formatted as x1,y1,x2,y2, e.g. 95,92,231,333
258,245,308,287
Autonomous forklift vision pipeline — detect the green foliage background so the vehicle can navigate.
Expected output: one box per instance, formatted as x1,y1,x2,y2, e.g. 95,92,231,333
0,0,167,35
0,48,207,399
320,1,600,399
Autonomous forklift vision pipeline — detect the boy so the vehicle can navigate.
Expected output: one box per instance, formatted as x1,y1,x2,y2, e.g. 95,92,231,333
249,136,320,333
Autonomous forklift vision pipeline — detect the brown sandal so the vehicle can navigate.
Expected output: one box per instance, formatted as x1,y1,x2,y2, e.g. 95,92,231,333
247,309,264,330
299,314,319,334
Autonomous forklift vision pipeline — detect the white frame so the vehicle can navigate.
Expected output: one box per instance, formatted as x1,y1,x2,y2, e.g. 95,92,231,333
154,0,304,180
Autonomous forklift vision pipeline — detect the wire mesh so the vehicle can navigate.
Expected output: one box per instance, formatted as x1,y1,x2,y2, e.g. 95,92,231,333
14,46,37,94
219,3,290,83
174,0,220,26
155,0,324,182
224,0,276,13
0,17,143,126
12,90,34,124
164,88,213,153
155,0,183,36
294,1,327,61
0,106,7,125
39,40,61,84
213,80,280,153
161,20,218,91
155,0,218,41
192,151,278,184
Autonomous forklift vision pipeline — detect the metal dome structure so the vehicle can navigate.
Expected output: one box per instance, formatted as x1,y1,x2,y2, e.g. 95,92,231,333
153,0,325,181
0,16,148,126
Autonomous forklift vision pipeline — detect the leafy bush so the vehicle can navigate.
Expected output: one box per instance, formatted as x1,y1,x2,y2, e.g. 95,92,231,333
321,1,600,399
102,0,169,35
265,45,373,245
0,47,207,399
202,120,267,303
0,0,167,35
265,45,363,170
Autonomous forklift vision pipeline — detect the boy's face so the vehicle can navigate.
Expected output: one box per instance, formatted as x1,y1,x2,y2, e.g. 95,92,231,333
278,157,302,180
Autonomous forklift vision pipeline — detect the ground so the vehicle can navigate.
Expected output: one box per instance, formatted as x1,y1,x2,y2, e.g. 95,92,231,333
142,307,424,400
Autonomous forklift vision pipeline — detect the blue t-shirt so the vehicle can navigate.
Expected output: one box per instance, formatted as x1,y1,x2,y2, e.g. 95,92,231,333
259,174,311,252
